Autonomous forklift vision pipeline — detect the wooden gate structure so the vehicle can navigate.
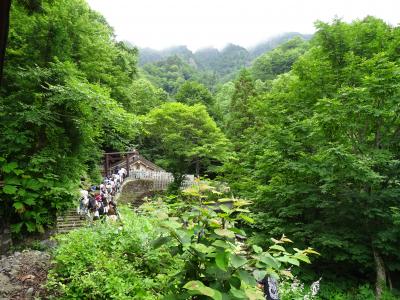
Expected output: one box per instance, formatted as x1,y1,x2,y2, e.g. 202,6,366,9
103,149,166,177
103,150,195,191
103,150,136,177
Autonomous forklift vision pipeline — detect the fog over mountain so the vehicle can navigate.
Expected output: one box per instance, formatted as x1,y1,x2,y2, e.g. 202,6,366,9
131,32,312,89
136,32,312,67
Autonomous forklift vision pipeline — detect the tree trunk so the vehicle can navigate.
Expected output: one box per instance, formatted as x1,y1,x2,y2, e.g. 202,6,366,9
373,247,386,299
0,0,11,84
387,271,393,291
195,159,200,178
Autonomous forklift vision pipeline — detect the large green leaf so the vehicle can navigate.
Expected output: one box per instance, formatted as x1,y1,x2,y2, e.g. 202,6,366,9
192,243,215,254
11,223,23,233
215,251,229,271
214,228,235,239
212,240,232,249
23,178,42,191
238,213,254,224
269,244,286,252
229,286,247,299
237,270,257,286
230,254,247,268
151,236,172,249
253,269,267,281
162,219,182,229
2,162,18,173
287,258,300,266
23,198,36,206
3,185,17,195
258,253,281,269
219,204,232,213
252,245,263,254
4,177,21,186
183,280,223,300
294,253,311,264
244,287,265,300
25,221,36,232
177,229,192,246
13,202,25,212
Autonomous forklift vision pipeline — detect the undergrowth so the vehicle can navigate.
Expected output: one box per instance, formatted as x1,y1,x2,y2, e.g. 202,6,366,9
46,206,183,299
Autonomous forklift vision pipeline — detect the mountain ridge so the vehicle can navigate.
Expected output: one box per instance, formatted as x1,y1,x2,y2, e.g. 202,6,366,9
136,32,313,66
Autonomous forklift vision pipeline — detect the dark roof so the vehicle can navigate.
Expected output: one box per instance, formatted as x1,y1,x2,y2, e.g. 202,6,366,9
134,155,164,171
110,154,164,172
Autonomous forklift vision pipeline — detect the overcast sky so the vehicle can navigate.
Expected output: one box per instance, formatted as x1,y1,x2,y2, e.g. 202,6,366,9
86,0,400,51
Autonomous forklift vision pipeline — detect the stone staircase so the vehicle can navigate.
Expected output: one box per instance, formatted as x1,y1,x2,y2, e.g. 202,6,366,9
56,209,87,234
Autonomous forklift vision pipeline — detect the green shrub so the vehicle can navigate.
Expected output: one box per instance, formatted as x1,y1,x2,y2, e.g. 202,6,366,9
47,181,319,299
316,283,399,300
47,206,183,299
147,181,318,299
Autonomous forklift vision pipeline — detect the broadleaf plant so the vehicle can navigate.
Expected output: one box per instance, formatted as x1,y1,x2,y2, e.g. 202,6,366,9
147,181,318,299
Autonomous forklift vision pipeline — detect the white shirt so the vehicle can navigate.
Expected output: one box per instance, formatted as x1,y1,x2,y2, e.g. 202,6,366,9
80,189,88,199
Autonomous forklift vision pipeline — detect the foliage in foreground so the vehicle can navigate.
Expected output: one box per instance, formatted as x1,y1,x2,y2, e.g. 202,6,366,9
47,206,183,299
48,182,317,299
142,181,318,299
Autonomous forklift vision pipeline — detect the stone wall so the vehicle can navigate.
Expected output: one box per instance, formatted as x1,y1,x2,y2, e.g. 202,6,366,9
118,179,154,204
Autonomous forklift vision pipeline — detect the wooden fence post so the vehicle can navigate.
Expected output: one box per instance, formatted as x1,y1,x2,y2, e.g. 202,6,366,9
125,155,130,177
104,154,109,177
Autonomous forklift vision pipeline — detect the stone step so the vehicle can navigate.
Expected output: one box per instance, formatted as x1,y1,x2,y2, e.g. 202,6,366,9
57,214,80,219
57,228,81,233
58,219,85,224
57,216,83,222
58,228,77,234
57,219,86,224
57,215,81,219
57,208,86,233
57,223,85,229
57,220,83,225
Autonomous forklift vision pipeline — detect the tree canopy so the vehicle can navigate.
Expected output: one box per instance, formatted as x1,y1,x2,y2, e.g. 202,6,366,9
175,81,214,109
140,102,230,180
224,17,400,295
0,0,138,233
251,36,308,81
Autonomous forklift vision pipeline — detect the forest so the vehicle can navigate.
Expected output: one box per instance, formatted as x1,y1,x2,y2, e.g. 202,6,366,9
1,0,400,299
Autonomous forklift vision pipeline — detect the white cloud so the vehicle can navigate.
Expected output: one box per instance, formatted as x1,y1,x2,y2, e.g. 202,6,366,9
86,0,400,51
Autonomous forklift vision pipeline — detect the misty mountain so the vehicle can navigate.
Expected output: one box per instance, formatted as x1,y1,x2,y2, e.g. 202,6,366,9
138,32,311,65
194,47,220,70
140,45,196,66
137,32,312,84
248,32,313,58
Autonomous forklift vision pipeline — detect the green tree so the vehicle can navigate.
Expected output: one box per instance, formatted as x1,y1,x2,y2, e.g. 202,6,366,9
251,36,308,81
213,81,235,127
122,78,167,115
141,103,230,184
175,80,214,109
226,69,257,143
0,0,138,235
230,17,400,297
141,55,197,94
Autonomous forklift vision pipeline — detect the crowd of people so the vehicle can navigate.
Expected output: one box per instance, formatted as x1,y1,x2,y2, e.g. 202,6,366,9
78,167,128,222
